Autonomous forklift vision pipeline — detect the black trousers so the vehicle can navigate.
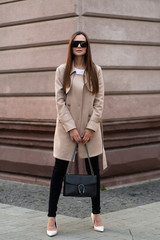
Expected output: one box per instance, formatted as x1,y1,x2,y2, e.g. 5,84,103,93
48,156,100,217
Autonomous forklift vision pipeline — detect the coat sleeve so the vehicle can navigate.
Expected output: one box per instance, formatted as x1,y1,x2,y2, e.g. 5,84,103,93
86,66,104,132
55,66,76,132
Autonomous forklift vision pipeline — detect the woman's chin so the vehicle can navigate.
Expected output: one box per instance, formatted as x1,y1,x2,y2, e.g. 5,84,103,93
74,53,85,56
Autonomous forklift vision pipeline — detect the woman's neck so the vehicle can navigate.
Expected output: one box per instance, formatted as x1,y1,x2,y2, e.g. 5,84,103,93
74,57,85,69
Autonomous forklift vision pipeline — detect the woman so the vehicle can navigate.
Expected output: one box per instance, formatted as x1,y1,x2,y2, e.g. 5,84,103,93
47,31,106,237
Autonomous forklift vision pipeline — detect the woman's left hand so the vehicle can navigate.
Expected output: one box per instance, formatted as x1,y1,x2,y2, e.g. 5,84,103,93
81,129,94,144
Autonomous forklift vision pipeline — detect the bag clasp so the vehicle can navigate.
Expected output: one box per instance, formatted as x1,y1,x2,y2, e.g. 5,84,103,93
78,184,85,194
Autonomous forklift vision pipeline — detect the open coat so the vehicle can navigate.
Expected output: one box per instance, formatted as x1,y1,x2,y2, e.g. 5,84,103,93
53,63,107,169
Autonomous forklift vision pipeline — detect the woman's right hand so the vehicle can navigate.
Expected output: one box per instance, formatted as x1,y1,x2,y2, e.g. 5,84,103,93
69,129,81,143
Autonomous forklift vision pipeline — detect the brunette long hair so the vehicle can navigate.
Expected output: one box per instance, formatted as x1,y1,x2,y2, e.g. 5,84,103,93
63,31,99,94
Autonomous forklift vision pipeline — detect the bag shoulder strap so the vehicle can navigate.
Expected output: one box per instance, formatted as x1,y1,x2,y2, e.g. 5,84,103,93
67,143,77,174
67,143,94,175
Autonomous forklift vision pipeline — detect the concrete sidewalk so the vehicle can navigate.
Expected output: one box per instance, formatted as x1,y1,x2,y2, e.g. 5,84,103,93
0,202,160,240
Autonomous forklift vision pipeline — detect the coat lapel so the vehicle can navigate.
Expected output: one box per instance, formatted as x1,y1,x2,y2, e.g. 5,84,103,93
66,64,76,94
66,63,93,94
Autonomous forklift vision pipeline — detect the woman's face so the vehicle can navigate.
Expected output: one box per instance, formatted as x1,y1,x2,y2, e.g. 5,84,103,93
72,34,87,57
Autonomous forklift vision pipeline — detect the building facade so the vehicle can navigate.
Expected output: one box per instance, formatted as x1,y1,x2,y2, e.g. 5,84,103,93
0,0,160,186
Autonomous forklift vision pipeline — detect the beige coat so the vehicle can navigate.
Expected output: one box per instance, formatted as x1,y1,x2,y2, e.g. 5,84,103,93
53,63,107,169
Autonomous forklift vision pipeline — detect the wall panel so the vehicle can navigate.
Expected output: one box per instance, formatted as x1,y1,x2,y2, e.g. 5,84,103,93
103,143,160,177
1,70,160,96
0,96,56,120
0,45,67,72
92,44,160,69
0,145,54,177
0,95,160,121
0,0,22,4
0,18,78,49
0,44,160,72
103,70,160,94
82,17,160,45
0,72,55,96
0,0,77,26
104,95,160,120
82,0,160,21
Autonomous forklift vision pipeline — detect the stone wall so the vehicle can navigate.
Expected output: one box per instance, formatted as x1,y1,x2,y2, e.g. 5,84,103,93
0,0,160,186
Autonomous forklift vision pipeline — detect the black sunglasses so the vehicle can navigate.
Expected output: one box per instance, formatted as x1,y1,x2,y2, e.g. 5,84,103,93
71,41,88,48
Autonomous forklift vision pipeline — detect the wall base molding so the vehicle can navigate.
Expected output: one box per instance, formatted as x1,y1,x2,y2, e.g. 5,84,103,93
101,169,160,188
0,170,159,188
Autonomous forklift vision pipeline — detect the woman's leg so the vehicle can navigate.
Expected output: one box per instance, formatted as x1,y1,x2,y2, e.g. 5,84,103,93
85,155,100,214
85,155,104,228
48,158,69,217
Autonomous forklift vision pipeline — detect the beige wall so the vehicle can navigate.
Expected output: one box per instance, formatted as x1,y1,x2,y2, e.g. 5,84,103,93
0,0,160,186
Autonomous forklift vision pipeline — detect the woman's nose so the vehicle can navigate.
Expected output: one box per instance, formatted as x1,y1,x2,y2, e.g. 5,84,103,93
78,43,81,47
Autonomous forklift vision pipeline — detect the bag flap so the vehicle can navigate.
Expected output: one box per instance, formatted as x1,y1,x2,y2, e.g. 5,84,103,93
64,174,97,185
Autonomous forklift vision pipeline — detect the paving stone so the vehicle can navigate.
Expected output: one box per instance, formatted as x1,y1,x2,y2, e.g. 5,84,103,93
0,179,160,218
0,178,160,239
0,202,160,240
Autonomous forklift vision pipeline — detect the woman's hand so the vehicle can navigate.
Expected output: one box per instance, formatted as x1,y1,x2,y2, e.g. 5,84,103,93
81,129,94,144
69,128,82,143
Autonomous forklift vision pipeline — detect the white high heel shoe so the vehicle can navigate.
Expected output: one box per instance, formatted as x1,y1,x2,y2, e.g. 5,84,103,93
47,222,57,237
91,213,104,232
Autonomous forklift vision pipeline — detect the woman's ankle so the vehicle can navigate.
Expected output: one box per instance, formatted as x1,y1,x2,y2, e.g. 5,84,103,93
92,214,103,226
47,217,56,230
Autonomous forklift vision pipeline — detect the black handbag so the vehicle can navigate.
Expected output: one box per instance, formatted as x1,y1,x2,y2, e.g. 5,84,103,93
63,143,97,197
